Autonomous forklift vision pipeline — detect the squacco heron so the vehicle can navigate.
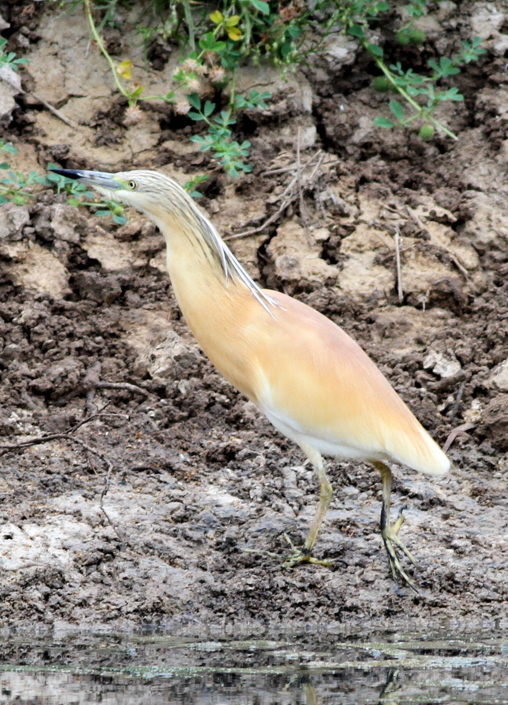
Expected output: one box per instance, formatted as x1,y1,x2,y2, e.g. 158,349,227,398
51,167,451,587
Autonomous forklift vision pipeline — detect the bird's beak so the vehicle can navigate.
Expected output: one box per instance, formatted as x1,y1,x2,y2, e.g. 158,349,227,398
49,168,121,191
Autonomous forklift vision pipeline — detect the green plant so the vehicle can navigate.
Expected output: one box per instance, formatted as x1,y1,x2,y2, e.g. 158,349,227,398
186,91,268,177
0,44,50,206
0,37,29,71
0,142,47,205
369,38,485,139
82,0,276,177
46,165,128,224
78,0,484,179
395,0,427,45
344,2,485,139
184,174,210,199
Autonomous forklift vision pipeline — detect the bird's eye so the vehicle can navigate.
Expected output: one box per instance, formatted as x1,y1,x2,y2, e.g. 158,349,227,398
128,180,136,189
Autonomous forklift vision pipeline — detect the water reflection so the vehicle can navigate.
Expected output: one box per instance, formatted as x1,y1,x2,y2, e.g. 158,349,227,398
0,630,507,704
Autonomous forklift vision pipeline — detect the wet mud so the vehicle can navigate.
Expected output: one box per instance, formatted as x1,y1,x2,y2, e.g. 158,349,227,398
0,1,507,631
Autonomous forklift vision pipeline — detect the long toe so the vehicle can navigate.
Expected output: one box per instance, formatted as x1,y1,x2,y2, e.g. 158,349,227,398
282,534,334,568
382,531,419,591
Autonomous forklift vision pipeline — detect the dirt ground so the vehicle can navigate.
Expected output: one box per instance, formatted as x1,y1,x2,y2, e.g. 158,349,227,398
0,1,507,633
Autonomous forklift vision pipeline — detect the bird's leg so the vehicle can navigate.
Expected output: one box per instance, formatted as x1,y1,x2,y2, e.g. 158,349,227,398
373,460,417,589
283,444,333,567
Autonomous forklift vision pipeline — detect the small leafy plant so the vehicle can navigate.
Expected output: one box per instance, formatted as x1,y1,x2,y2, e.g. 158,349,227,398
81,0,282,178
187,91,269,178
345,1,485,139
184,174,210,199
54,0,487,191
369,38,485,139
46,166,128,224
0,37,29,71
0,142,47,205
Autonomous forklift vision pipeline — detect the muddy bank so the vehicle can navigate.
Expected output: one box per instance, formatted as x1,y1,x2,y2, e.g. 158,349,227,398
0,1,507,630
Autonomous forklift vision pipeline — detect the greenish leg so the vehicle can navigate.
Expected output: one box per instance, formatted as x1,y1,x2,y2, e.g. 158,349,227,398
373,460,418,590
283,444,334,567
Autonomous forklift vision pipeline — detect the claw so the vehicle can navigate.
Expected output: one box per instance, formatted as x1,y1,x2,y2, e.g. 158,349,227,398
374,461,420,591
241,534,334,567
281,534,334,567
381,511,419,591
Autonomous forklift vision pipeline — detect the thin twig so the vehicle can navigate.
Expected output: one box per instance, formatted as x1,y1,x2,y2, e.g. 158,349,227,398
447,252,470,280
30,91,78,129
225,190,296,241
262,154,335,177
0,71,78,129
394,224,403,303
296,129,311,242
0,416,126,541
307,152,326,182
448,380,466,420
387,204,472,282
226,151,324,241
296,129,304,223
95,381,150,397
443,422,476,453
96,444,124,541
428,370,466,393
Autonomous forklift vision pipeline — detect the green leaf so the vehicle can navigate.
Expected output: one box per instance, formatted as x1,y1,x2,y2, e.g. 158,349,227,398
187,93,201,110
287,25,302,38
203,101,215,117
280,41,293,60
0,162,9,169
198,32,226,52
439,87,463,101
406,85,421,97
373,116,394,128
348,24,364,39
249,0,270,14
367,43,383,57
428,57,459,77
209,10,223,24
389,99,405,122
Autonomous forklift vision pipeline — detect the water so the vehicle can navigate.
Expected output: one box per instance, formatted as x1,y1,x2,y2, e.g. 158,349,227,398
0,629,507,704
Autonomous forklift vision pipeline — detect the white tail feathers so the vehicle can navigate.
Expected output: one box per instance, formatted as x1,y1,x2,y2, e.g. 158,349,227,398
387,424,451,477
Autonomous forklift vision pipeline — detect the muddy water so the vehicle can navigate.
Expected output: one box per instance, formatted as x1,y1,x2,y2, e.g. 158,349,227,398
0,629,507,704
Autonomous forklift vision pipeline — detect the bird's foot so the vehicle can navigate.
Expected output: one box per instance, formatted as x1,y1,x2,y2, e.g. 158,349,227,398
281,534,334,568
381,510,418,591
241,535,334,567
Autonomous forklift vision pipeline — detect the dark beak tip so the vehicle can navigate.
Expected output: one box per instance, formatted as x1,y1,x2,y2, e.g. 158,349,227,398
49,168,81,180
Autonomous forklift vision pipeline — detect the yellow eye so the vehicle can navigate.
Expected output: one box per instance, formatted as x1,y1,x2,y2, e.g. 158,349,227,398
128,180,136,189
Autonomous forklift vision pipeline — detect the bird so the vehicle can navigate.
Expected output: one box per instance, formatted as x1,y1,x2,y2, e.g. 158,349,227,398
50,167,451,588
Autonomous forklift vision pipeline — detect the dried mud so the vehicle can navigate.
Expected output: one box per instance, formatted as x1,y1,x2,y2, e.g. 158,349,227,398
0,1,507,632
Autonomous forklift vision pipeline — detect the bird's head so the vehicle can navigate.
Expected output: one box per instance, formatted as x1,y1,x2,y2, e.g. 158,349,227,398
49,168,188,223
